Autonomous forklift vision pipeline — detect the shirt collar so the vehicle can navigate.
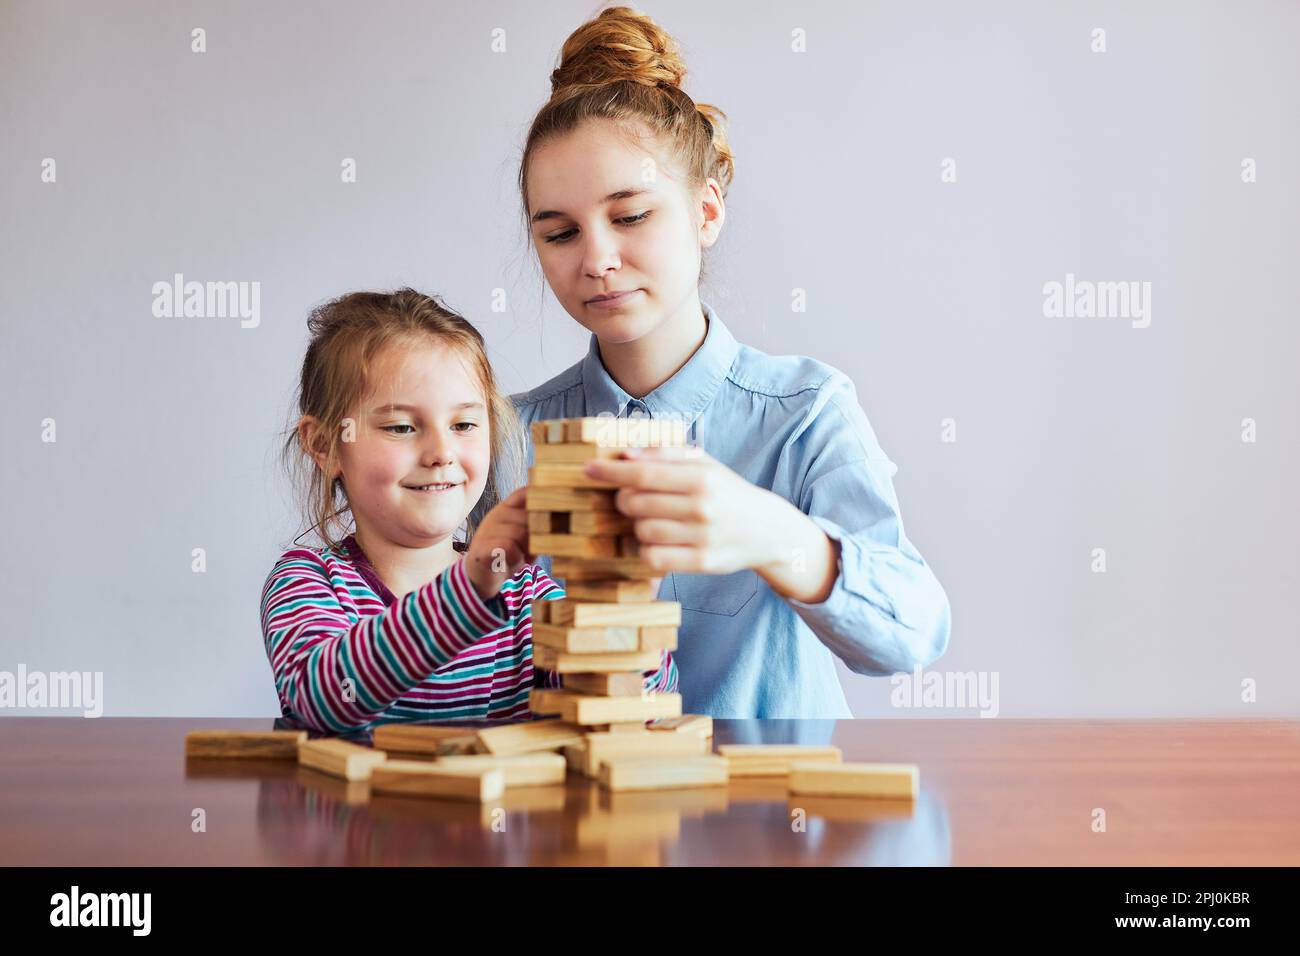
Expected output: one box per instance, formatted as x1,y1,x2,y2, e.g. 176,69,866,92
580,300,739,425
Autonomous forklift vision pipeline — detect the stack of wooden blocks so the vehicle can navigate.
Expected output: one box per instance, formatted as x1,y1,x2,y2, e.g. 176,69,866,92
525,416,727,789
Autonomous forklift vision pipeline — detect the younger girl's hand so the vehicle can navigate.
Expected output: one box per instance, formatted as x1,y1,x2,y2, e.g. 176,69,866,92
465,487,529,601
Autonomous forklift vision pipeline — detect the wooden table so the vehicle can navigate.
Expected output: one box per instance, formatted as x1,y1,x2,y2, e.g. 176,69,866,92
2,717,1296,866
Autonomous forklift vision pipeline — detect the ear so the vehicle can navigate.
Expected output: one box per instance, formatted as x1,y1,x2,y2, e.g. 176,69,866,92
698,177,726,249
297,415,338,479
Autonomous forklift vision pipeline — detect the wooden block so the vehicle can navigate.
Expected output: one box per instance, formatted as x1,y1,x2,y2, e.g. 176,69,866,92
528,420,565,444
568,511,635,535
370,760,505,802
788,762,919,800
562,417,689,448
532,645,662,674
603,722,652,734
549,599,680,629
184,730,306,759
297,738,388,781
532,600,551,624
529,421,550,445
583,726,705,776
525,488,617,512
529,533,617,559
532,622,640,653
562,579,655,603
436,752,567,787
637,626,678,651
435,735,483,755
371,724,478,756
716,744,843,777
617,535,641,557
569,692,682,728
474,718,585,756
550,556,659,581
529,465,618,490
564,672,645,696
531,689,680,725
599,755,728,792
647,714,713,738
527,511,570,534
564,742,587,773
534,443,625,465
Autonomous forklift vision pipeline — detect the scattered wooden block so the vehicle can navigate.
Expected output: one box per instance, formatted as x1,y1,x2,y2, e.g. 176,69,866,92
788,762,919,800
434,735,483,755
474,718,585,756
647,714,713,738
436,752,566,787
370,760,505,802
602,722,651,734
527,511,570,534
562,579,655,603
184,730,306,759
584,726,705,776
529,533,617,559
532,645,662,674
532,622,640,653
564,672,646,697
371,724,479,756
297,738,388,781
549,599,680,629
716,744,843,777
529,465,618,490
525,488,617,512
599,755,728,792
550,556,659,581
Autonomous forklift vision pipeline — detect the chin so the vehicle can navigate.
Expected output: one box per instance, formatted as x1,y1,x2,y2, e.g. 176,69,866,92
577,308,661,345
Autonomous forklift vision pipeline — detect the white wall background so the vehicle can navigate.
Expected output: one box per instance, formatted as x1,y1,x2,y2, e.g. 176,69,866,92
2,0,1296,718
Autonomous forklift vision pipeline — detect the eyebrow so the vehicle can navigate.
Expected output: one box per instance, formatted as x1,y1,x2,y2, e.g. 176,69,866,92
369,402,485,414
530,187,653,224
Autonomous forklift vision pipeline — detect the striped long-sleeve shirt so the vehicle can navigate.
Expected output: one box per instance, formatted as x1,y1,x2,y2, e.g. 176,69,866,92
260,533,679,733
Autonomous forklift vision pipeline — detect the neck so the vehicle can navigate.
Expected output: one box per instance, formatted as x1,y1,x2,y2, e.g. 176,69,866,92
351,525,459,599
597,292,708,400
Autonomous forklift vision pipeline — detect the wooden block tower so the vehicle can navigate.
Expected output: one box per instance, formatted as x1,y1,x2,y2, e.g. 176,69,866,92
526,417,693,750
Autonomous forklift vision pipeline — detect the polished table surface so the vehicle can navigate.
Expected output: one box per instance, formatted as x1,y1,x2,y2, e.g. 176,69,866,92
2,717,1297,866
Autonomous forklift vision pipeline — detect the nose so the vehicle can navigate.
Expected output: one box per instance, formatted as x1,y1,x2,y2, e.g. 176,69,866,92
582,226,621,279
421,430,455,469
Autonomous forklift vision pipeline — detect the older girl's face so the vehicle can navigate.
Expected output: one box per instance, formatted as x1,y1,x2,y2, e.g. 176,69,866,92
526,119,720,345
334,341,491,549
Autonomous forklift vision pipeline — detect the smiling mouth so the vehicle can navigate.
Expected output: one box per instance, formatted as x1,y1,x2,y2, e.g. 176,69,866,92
402,482,461,493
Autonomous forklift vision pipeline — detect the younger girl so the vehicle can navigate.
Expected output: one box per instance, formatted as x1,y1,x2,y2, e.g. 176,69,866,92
262,288,676,733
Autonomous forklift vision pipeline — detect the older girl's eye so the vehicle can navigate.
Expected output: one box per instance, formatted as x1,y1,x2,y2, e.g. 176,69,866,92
544,229,576,244
616,211,651,226
382,424,415,435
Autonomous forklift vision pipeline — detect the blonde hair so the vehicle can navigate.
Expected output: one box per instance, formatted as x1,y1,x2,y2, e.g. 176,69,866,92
280,289,524,552
519,5,734,216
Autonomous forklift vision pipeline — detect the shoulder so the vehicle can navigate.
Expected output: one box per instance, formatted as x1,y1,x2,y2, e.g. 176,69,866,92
511,360,585,415
724,342,884,464
260,543,351,603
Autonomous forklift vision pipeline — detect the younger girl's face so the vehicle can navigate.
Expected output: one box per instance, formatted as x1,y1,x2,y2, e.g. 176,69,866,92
334,341,491,549
526,119,718,345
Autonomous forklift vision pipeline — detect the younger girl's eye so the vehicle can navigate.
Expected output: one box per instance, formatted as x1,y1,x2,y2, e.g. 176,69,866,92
452,422,478,433
382,424,415,435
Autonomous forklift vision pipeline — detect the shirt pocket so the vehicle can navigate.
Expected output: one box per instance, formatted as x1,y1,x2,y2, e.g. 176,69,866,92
671,569,759,617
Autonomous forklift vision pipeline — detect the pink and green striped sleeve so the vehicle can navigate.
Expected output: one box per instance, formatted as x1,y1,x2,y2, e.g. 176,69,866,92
260,552,507,733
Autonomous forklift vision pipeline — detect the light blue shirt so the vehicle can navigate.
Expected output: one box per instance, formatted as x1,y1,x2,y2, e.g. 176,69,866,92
510,302,951,718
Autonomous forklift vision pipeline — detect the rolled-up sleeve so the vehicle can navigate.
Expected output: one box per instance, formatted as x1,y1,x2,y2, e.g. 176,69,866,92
783,379,952,675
